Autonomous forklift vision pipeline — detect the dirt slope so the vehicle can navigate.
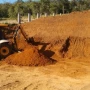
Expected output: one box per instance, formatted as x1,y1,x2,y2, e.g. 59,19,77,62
22,11,90,43
0,10,90,90
4,10,90,66
17,11,90,59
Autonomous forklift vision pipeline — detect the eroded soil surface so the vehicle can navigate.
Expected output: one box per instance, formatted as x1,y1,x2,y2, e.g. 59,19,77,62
0,58,90,90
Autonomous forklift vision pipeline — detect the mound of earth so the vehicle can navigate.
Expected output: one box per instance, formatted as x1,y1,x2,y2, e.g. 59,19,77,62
5,45,54,66
21,10,90,43
4,10,90,66
20,11,90,58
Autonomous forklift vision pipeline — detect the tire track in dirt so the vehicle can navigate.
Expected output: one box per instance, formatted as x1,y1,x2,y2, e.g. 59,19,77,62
0,81,20,90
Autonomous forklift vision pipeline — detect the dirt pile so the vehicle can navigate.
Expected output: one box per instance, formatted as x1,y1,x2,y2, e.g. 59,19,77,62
22,10,90,43
20,10,90,59
60,37,90,58
4,11,90,66
5,45,54,66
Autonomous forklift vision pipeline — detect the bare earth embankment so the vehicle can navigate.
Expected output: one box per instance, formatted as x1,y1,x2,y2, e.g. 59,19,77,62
0,10,90,90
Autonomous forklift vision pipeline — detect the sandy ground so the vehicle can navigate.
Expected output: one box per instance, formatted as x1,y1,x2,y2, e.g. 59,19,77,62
1,11,90,90
0,58,90,90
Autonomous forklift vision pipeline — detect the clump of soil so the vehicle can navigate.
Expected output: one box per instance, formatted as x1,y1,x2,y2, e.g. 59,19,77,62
5,45,54,66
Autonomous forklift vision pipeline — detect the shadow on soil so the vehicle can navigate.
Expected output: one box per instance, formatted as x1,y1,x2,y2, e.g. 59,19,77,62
38,42,57,63
28,38,57,63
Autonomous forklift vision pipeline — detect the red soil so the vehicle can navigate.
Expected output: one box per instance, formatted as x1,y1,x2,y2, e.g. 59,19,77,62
5,45,53,66
4,10,90,66
21,11,90,43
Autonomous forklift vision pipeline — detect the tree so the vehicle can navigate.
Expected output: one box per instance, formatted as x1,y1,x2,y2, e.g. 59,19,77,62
31,2,40,14
50,1,58,13
0,3,11,18
0,0,90,19
40,0,50,14
8,5,16,18
27,0,32,2
17,0,23,3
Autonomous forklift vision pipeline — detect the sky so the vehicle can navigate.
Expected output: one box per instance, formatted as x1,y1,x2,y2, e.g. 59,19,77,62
0,0,39,3
0,0,27,3
0,0,71,3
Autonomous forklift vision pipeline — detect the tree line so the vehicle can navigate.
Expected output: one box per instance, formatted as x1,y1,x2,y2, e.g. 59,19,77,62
0,0,90,18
